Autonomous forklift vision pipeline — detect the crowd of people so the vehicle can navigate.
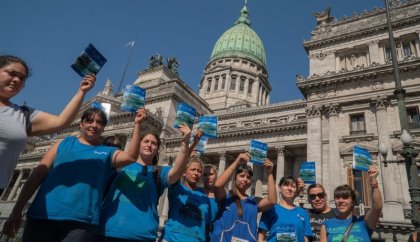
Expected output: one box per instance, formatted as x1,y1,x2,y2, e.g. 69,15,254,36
1,55,385,242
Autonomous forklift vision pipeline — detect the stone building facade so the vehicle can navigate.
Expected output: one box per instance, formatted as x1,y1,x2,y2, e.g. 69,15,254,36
1,1,420,241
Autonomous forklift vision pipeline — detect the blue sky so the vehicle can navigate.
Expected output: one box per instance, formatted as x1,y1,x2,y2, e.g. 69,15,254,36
2,0,382,114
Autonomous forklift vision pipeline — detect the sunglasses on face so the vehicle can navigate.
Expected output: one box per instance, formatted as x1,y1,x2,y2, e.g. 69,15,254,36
309,192,326,200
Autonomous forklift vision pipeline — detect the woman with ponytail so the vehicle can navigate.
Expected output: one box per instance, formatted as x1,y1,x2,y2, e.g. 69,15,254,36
210,152,277,242
95,124,201,242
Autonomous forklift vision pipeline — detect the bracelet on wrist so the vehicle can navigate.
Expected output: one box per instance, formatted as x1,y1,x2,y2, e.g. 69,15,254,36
371,183,379,189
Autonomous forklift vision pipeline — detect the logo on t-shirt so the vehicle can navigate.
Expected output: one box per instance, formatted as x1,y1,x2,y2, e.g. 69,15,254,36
276,224,297,242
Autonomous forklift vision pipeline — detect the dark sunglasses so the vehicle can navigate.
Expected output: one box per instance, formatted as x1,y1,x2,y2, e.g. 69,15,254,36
309,192,326,200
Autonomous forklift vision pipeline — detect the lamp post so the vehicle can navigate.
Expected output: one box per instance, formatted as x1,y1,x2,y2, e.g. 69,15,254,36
380,0,420,231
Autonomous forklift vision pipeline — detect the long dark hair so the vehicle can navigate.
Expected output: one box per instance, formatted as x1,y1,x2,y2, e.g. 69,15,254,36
140,131,161,165
230,163,253,218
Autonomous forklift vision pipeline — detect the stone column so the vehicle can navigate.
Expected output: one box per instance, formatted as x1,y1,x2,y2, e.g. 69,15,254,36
266,94,270,105
327,104,341,192
415,31,420,58
262,91,266,105
306,106,323,184
368,40,380,65
218,150,226,177
258,86,263,105
252,81,259,104
275,146,286,186
253,163,264,197
124,133,132,151
7,170,23,201
244,78,250,96
373,98,405,221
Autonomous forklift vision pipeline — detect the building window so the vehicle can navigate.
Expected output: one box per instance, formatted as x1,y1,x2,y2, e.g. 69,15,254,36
239,78,245,92
350,113,366,134
407,107,420,129
230,76,237,91
248,80,253,94
347,168,372,206
221,76,226,90
206,79,212,92
214,77,219,91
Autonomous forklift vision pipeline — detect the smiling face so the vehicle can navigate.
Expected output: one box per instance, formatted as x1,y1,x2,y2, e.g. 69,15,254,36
79,112,105,143
279,181,297,201
203,166,217,189
0,62,27,103
139,134,159,164
334,195,353,214
308,187,328,212
184,161,202,188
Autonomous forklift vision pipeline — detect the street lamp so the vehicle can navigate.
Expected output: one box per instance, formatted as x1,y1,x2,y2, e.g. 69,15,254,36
380,0,420,231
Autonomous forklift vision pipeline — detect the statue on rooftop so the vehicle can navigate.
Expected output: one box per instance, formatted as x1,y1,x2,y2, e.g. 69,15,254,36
166,57,180,75
313,7,334,25
148,54,164,68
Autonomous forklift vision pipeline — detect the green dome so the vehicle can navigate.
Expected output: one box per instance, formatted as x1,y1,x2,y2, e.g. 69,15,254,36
210,5,266,66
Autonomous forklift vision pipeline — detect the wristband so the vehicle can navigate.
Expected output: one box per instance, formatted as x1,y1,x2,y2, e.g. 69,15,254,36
371,183,379,189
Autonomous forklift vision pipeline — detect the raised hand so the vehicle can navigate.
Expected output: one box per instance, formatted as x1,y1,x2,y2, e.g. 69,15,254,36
263,158,274,174
178,123,192,142
191,128,203,146
134,107,147,124
236,152,250,165
79,74,96,93
368,165,379,180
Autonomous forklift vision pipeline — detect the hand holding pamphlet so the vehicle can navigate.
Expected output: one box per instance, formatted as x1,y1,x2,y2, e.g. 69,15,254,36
120,85,146,113
249,140,267,166
71,43,107,77
353,145,372,172
174,103,196,129
198,116,218,138
299,162,316,184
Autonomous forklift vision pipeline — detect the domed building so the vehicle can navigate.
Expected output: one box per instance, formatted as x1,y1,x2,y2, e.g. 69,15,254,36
199,4,271,111
2,2,420,241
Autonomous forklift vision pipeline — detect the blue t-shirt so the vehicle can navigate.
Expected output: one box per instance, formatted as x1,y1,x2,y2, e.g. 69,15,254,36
163,182,211,242
259,204,313,242
99,164,170,240
211,193,258,242
323,216,372,242
27,136,116,225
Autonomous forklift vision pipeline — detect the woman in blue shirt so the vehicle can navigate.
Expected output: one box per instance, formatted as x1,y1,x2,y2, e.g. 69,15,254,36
162,156,211,242
258,176,313,242
3,107,145,242
96,126,201,242
210,153,277,242
320,166,382,242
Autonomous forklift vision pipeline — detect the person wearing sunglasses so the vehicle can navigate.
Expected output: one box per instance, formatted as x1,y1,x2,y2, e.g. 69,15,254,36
320,165,383,242
306,184,336,242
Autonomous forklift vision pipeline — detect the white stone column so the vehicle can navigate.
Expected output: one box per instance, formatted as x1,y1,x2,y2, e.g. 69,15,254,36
306,106,323,184
275,146,286,186
218,150,226,177
262,91,267,105
7,170,23,201
266,94,270,105
327,105,341,192
253,163,264,197
368,40,380,65
258,86,263,105
252,81,259,104
244,78,250,96
415,31,420,57
373,98,405,221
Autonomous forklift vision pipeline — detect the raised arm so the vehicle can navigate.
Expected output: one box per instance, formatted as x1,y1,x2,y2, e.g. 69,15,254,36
258,158,277,212
29,74,96,136
2,141,59,238
365,165,383,230
112,108,146,168
319,225,327,242
214,153,250,201
167,124,198,184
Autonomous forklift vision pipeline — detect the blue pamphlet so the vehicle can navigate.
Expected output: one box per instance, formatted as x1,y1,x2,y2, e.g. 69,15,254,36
91,101,111,120
120,85,146,113
195,137,209,154
71,43,107,77
174,103,196,129
299,161,316,184
198,116,218,138
353,145,372,172
249,140,267,165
